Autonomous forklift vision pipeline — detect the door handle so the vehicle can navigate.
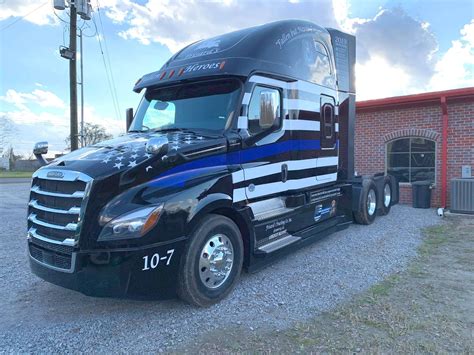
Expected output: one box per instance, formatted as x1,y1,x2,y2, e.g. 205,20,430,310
281,163,288,183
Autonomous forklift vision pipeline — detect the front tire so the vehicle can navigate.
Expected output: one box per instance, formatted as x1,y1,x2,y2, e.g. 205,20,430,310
177,214,243,307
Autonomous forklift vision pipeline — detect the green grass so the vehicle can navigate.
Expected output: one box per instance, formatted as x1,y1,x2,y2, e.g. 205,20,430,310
0,171,33,178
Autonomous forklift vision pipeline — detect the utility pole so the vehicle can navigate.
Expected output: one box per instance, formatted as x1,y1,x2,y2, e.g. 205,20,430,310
69,3,78,151
79,29,84,147
56,0,91,150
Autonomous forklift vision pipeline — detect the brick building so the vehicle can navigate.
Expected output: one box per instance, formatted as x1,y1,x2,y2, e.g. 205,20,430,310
355,87,474,208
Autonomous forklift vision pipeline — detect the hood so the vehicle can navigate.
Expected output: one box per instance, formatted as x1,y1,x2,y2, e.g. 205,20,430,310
43,131,227,180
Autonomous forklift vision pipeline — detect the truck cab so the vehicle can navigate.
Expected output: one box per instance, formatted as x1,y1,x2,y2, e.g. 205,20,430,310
28,20,399,306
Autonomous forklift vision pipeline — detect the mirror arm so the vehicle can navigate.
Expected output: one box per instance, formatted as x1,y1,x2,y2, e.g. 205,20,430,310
126,108,134,131
34,153,48,167
33,141,49,167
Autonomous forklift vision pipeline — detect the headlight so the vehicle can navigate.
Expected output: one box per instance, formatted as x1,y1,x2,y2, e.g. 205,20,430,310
98,205,163,241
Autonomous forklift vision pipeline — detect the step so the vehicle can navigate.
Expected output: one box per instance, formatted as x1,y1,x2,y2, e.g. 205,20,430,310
249,197,294,221
253,207,294,221
257,234,301,254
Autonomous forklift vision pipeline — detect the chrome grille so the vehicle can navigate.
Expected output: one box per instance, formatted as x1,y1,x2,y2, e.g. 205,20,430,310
27,169,92,271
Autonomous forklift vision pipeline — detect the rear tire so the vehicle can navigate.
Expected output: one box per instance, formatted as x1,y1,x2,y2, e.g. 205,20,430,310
380,176,392,215
354,179,378,225
177,214,243,307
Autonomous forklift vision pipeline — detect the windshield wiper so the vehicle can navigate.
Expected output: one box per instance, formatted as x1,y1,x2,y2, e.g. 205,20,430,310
151,127,187,133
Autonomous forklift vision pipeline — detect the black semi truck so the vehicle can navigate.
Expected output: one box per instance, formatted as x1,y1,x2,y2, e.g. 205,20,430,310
28,20,398,306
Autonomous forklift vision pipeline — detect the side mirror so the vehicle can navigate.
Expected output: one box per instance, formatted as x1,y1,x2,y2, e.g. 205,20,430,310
33,141,48,166
146,136,169,155
259,90,279,129
33,141,48,155
126,108,134,131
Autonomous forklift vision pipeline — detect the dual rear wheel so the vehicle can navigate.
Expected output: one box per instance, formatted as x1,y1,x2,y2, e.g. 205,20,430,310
354,176,393,225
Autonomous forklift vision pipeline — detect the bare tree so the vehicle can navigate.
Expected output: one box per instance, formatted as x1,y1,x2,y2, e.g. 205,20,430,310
3,145,22,167
65,122,113,149
0,116,17,156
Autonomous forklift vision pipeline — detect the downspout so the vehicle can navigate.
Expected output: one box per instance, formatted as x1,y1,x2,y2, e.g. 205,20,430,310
440,96,448,208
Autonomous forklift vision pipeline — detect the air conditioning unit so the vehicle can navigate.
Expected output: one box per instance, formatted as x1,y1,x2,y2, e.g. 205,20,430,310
450,178,474,214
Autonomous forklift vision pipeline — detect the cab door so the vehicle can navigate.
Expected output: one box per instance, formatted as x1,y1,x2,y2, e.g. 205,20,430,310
239,82,290,202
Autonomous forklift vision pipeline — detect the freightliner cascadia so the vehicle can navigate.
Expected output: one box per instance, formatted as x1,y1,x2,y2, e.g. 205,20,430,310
28,20,399,307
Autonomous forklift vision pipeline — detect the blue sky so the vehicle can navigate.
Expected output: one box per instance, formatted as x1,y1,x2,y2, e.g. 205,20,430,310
0,0,473,156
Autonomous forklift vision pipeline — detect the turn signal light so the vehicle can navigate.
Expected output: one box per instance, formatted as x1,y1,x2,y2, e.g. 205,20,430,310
141,208,162,236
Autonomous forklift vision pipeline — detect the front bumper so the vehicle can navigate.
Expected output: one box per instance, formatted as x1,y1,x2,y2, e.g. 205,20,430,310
28,237,187,299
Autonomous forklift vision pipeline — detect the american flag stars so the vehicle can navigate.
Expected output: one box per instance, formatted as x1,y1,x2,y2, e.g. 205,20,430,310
87,132,210,172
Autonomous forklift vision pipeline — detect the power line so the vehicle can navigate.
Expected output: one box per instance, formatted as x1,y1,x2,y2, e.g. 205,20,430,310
0,2,49,32
53,8,69,25
95,0,121,119
91,14,121,121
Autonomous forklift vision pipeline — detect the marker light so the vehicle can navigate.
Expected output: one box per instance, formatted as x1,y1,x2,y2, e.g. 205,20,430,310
168,69,175,78
159,72,167,80
98,205,163,241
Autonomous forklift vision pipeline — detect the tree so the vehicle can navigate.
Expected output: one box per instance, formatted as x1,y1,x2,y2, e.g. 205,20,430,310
0,116,17,156
4,145,22,167
65,122,113,149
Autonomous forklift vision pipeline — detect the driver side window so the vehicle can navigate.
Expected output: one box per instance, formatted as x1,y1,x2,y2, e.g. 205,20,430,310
247,86,281,136
142,100,176,130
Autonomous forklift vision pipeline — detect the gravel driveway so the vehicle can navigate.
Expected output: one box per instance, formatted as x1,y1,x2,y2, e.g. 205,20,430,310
0,182,441,352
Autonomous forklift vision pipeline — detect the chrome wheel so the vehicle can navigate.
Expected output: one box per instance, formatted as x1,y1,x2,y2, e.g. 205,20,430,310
367,189,376,216
384,184,391,208
199,234,234,289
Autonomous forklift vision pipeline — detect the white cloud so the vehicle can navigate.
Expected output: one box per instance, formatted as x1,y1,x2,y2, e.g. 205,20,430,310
332,0,368,33
1,89,66,110
0,0,57,26
356,56,412,100
353,7,438,84
429,20,474,91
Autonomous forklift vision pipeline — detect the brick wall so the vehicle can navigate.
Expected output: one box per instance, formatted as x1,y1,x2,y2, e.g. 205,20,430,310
446,100,474,205
355,97,474,208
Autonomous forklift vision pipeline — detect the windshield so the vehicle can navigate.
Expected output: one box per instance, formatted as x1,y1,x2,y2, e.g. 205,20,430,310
130,79,241,132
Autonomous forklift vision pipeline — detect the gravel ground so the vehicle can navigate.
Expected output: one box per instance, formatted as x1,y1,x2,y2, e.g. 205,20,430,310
0,182,441,353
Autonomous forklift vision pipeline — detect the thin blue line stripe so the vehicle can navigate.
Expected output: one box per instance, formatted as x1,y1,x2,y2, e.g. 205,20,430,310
150,139,338,186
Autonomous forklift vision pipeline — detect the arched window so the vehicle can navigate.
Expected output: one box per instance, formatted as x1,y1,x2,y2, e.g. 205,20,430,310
386,137,436,183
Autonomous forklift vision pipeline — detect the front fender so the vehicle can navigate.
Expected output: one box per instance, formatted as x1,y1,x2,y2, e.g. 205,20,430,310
98,165,237,245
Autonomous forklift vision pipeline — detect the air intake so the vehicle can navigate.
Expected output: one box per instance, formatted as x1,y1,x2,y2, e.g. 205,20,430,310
450,178,474,214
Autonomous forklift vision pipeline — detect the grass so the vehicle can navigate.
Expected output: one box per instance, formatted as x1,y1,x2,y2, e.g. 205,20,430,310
180,215,474,353
0,171,33,178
